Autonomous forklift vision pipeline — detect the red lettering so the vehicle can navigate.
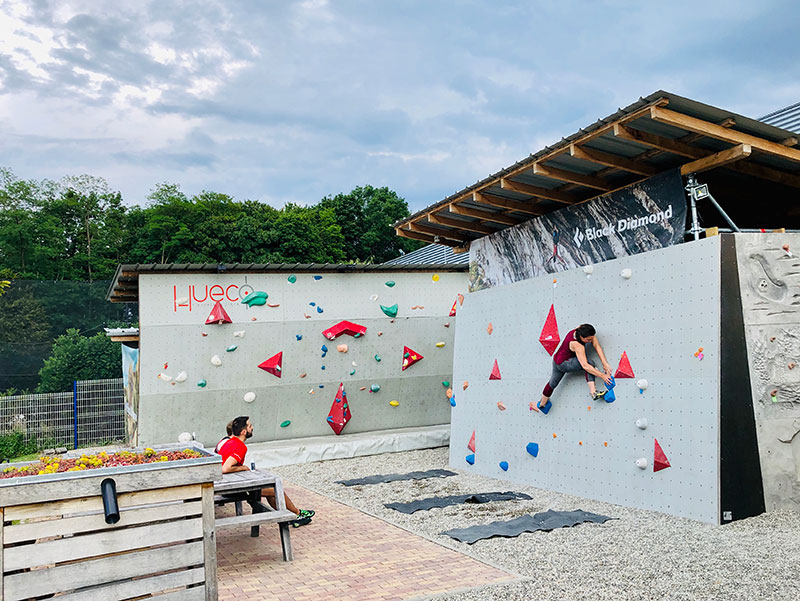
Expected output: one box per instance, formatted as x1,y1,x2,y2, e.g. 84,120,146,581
173,286,177,312
209,285,224,301
192,285,209,303
225,284,239,302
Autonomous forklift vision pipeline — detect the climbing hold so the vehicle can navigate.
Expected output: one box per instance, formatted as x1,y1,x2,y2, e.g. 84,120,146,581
489,359,502,380
636,418,648,430
465,454,475,465
370,294,378,301
380,304,399,318
432,273,440,282
449,397,456,407
288,275,297,283
468,430,476,452
233,330,245,338
349,369,356,375
621,268,632,279
553,433,557,439
443,322,450,328
201,332,208,337
583,265,593,276
252,317,257,321
257,352,283,378
197,379,207,387
321,365,326,370
280,420,291,428
370,384,380,393
790,362,797,370
458,293,464,306
174,371,187,383
615,352,635,378
442,380,450,387
604,376,616,402
158,373,172,382
487,322,493,335
390,319,395,323
211,355,222,366
360,386,367,391
353,333,362,338
771,389,778,402
337,344,348,353
783,243,792,256
374,354,381,362
267,303,280,308
389,400,399,407
241,291,268,307
385,281,396,287
401,345,424,370
317,306,324,313
635,458,648,469
449,299,457,316
296,334,302,341
377,331,383,336
313,275,323,280
654,439,671,472
539,400,552,414
205,301,232,325
636,378,648,393
310,389,316,394
496,402,507,411
463,381,469,390
446,388,453,399
539,304,560,355
322,320,367,339
499,461,509,471
327,383,351,435
243,391,256,403
321,344,328,353
226,345,238,352
299,373,307,378
352,361,358,367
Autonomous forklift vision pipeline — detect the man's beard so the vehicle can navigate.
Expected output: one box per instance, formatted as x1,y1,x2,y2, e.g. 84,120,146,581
245,431,253,439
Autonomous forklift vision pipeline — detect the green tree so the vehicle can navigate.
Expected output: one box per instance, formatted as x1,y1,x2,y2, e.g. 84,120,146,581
37,329,121,393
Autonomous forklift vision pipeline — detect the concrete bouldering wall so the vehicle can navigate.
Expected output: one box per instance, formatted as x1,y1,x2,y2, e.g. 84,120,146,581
137,270,466,447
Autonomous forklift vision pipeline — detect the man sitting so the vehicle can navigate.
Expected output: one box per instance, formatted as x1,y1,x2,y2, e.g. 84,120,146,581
219,415,314,527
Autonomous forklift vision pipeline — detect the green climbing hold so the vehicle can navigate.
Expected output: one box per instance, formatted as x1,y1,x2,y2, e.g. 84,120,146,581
280,420,291,428
349,369,356,375
380,304,398,318
288,275,297,283
370,384,381,392
374,354,381,362
241,291,268,306
226,345,238,352
197,380,207,387
404,352,409,358
353,332,361,338
385,281,396,287
442,381,450,387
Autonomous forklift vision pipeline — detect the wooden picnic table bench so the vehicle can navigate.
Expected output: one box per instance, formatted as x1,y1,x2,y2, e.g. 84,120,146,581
214,467,296,561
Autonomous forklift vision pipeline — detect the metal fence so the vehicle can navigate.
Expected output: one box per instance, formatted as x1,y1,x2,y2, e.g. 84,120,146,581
0,378,125,451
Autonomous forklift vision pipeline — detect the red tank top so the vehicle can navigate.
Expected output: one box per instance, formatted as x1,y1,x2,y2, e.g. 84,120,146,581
554,329,579,364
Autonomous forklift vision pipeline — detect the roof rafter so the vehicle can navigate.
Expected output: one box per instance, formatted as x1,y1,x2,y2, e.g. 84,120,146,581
408,221,473,243
395,227,465,248
532,163,614,191
499,178,578,204
429,213,498,235
449,203,523,226
680,144,752,175
569,144,658,176
473,191,544,216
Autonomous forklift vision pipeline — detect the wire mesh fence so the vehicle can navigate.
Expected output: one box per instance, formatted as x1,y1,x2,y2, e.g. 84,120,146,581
0,378,125,454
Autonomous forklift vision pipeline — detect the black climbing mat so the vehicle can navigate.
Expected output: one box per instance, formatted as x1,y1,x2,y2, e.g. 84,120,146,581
336,468,457,486
385,491,532,514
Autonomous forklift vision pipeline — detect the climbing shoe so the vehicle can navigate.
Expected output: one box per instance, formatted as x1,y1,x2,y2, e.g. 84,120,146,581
298,509,315,519
591,390,607,401
291,515,312,528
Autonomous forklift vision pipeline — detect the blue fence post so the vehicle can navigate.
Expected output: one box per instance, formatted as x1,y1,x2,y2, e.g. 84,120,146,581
73,380,78,450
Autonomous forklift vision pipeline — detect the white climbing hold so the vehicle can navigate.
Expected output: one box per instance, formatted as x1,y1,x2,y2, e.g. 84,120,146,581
635,418,648,430
177,297,188,305
621,268,632,279
636,378,648,391
243,391,256,403
370,294,379,302
211,355,222,366
158,372,172,382
635,457,648,469
174,371,188,383
233,330,245,338
178,431,193,443
351,361,358,367
583,265,593,276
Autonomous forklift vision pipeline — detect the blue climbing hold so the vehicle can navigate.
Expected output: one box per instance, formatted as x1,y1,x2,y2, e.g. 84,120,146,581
449,397,456,407
466,454,475,465
539,400,552,414
313,275,323,280
327,416,334,421
499,461,509,471
526,442,539,457
321,365,326,370
309,302,316,306
321,345,328,352
296,334,302,341
317,306,324,313
319,384,324,388
605,376,616,403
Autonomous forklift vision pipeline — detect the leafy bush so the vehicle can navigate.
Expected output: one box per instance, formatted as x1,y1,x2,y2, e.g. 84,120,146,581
0,432,38,461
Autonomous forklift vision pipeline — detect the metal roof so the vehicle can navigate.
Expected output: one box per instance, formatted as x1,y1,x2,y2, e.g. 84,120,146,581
394,90,800,247
383,243,471,266
761,101,800,134
107,261,467,303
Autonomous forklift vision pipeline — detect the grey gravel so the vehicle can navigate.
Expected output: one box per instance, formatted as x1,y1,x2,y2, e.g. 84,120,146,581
275,447,800,601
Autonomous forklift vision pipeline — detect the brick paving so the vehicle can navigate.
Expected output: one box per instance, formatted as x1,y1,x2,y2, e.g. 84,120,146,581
216,483,516,601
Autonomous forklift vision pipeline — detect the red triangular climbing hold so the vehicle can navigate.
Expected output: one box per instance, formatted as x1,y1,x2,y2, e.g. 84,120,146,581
327,382,351,435
615,351,635,378
449,298,457,317
205,300,232,325
654,438,671,472
489,359,502,380
468,430,476,452
322,320,367,340
401,346,424,370
539,304,560,356
257,352,283,378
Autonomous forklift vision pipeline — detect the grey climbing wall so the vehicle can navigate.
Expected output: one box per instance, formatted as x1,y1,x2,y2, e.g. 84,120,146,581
137,271,466,446
451,237,723,523
736,232,800,512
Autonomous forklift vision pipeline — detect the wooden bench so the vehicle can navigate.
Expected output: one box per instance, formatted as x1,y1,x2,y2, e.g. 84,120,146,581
214,469,296,561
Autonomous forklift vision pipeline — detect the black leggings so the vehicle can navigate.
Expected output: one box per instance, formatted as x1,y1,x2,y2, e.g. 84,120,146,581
542,356,595,397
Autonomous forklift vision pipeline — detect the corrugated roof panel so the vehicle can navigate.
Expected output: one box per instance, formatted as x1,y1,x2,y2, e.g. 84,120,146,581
383,244,471,266
760,102,800,134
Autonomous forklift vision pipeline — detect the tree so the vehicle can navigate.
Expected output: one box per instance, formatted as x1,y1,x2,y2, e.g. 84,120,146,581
37,329,121,393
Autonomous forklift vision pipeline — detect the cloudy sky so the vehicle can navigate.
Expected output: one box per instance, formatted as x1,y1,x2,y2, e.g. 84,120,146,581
1,0,798,212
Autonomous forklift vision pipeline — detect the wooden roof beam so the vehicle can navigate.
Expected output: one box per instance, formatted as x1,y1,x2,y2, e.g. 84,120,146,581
429,213,497,235
408,221,472,243
532,163,613,191
680,144,752,175
473,191,544,216
449,203,523,226
650,106,800,164
613,123,705,159
395,227,464,248
781,136,799,147
569,144,658,176
499,178,578,204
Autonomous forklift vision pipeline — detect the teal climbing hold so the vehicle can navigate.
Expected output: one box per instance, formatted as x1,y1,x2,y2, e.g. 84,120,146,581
241,291,268,306
442,380,450,387
385,281,396,287
370,384,381,392
380,304,398,318
280,420,291,428
197,379,207,388
466,454,475,465
288,275,297,283
226,345,238,352
354,332,361,338
374,354,381,362
499,461,509,471
526,442,539,457
349,369,356,375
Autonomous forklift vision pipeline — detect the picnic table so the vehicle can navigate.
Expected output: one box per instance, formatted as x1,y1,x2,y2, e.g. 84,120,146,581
214,468,297,561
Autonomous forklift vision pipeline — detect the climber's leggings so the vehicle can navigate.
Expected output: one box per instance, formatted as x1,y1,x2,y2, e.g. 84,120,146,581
542,356,595,397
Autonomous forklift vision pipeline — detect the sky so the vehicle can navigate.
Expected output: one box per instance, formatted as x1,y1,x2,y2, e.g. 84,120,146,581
1,0,798,212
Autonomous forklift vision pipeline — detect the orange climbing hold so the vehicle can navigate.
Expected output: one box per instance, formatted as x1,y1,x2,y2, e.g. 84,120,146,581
487,322,494,335
401,345,424,370
489,359,502,380
496,402,506,411
205,300,232,325
615,351,635,378
458,293,464,306
462,381,469,390
654,438,671,472
468,430,476,452
539,304,560,356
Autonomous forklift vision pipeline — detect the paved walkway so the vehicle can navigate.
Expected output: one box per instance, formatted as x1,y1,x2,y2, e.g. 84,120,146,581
217,483,516,601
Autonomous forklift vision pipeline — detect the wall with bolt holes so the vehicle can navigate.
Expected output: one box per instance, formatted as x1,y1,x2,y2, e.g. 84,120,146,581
451,236,723,523
136,271,467,447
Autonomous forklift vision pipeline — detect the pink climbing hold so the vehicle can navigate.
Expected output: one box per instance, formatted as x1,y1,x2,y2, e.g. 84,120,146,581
615,351,635,378
489,359,502,380
401,345,424,371
322,320,367,340
449,298,457,317
539,305,560,355
205,300,232,325
468,430,476,452
654,438,671,472
258,352,283,378
327,382,351,435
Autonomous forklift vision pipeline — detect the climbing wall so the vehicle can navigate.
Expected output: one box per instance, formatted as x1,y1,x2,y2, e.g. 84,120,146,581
451,237,724,523
137,271,466,446
735,233,800,512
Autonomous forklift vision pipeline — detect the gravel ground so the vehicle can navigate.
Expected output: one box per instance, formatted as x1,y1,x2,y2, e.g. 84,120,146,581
275,447,800,601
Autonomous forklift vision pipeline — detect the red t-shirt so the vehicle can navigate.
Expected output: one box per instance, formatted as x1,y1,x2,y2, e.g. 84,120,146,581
554,329,579,365
219,437,247,466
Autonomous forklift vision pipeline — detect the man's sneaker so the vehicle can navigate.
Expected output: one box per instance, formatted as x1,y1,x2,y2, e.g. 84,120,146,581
592,390,607,401
298,509,315,518
291,515,312,528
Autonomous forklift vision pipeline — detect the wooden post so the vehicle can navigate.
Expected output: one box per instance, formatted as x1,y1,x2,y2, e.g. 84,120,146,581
201,483,218,601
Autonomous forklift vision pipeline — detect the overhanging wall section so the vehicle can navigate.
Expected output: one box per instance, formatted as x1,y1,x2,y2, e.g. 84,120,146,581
451,237,722,523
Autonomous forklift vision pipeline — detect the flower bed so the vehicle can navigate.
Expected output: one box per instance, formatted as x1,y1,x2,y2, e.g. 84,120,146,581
0,447,203,479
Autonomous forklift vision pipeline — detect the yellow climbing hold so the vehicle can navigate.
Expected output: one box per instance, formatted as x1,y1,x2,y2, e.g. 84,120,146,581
432,274,440,282
389,400,399,407
435,341,446,348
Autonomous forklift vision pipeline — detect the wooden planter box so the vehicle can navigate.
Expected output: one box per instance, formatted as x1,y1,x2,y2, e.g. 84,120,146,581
0,447,221,601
